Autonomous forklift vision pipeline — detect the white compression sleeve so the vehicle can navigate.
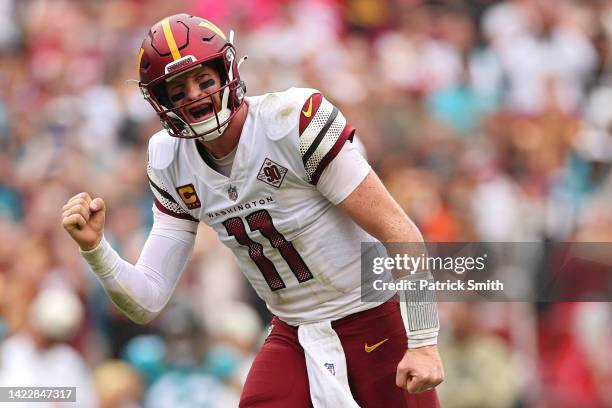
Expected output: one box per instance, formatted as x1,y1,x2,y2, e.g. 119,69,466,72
80,208,197,324
399,272,440,348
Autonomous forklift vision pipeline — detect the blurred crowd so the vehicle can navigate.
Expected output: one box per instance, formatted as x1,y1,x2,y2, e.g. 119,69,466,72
1,0,611,407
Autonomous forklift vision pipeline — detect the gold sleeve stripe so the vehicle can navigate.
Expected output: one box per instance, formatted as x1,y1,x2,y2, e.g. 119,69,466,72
199,20,226,41
161,17,182,61
137,48,144,69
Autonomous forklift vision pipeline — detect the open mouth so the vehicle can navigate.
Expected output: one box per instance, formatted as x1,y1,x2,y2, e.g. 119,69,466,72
188,103,214,121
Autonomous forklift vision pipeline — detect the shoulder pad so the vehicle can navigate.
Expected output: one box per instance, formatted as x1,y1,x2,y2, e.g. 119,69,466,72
148,130,180,170
285,87,321,102
256,88,320,141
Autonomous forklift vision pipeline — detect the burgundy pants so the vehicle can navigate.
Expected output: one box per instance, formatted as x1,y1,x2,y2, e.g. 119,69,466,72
239,301,440,407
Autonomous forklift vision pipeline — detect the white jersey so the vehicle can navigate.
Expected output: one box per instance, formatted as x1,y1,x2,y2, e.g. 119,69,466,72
146,88,390,325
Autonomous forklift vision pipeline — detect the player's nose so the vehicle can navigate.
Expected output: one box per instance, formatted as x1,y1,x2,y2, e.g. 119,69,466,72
185,79,203,101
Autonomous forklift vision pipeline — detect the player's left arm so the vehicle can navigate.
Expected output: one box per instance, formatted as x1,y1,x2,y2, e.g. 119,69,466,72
311,138,444,394
336,169,444,394
296,91,442,393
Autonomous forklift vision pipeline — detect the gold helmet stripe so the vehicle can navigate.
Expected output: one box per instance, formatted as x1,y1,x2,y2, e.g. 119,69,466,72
137,47,144,69
161,17,182,61
199,20,226,41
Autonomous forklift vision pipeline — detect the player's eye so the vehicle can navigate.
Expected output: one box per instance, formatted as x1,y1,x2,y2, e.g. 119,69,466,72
170,92,185,102
199,79,215,90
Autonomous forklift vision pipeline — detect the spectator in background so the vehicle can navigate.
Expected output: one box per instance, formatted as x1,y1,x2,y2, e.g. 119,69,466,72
143,302,240,408
201,301,263,391
437,303,517,408
0,287,97,407
483,0,597,114
93,360,143,408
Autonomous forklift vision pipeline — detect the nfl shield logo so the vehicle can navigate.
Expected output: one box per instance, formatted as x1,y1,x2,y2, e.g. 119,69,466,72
228,185,238,201
324,363,335,376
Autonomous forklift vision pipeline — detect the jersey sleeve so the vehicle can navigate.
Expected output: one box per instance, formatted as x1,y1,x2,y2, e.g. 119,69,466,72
297,92,356,185
316,137,371,205
147,164,198,223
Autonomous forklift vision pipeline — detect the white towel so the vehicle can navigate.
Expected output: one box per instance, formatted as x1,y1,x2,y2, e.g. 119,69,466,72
297,321,360,408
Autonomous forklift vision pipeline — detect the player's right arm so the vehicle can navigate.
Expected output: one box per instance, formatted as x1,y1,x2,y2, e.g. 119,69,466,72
61,191,197,324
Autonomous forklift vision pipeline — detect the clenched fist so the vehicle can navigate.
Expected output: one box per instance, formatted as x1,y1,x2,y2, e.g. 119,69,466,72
61,192,106,251
396,345,444,394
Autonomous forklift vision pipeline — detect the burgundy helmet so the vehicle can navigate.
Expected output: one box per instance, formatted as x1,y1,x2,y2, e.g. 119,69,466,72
138,14,247,141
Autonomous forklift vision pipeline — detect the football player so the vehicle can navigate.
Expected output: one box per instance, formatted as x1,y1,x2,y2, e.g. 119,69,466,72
62,14,443,407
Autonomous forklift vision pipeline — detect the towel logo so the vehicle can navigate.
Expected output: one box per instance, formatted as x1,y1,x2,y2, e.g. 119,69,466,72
324,363,335,376
364,338,389,353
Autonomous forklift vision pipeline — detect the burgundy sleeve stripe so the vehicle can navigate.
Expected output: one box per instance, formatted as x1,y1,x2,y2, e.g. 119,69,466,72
148,176,179,205
309,124,355,185
301,107,338,166
148,172,198,222
154,198,198,222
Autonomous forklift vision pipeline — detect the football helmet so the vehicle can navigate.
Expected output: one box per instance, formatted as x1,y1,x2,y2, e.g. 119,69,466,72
138,14,247,141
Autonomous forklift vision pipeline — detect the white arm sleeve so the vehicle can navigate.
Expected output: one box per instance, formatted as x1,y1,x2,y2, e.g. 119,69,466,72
399,272,440,348
79,206,198,324
316,138,371,204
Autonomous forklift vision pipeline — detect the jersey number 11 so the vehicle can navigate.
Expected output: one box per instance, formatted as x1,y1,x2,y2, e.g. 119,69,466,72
223,210,314,291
